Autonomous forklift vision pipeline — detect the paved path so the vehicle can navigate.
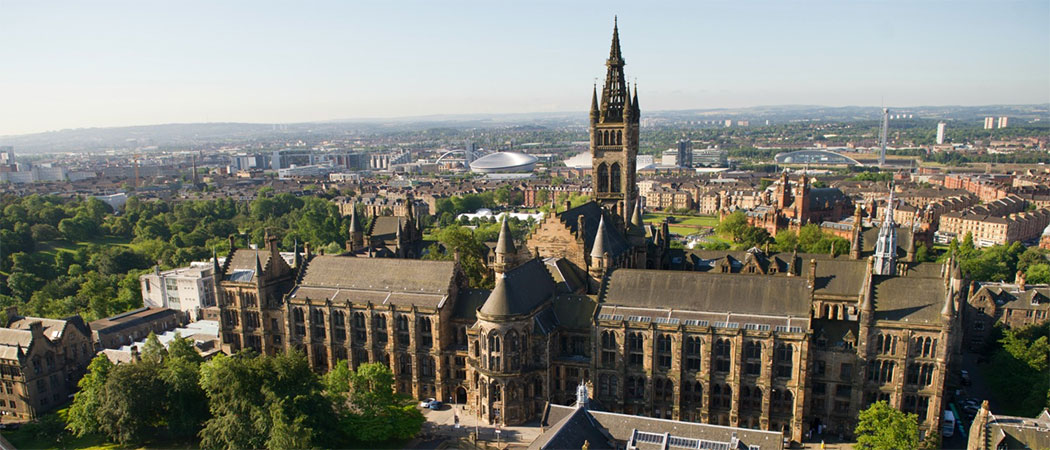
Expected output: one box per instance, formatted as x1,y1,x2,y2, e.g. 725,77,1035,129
418,404,544,449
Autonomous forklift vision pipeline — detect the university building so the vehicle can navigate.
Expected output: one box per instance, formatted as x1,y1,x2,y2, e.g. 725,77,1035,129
215,22,964,445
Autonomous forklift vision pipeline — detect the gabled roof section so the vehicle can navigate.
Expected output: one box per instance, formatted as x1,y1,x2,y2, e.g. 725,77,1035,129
370,216,408,241
558,202,629,259
225,249,271,282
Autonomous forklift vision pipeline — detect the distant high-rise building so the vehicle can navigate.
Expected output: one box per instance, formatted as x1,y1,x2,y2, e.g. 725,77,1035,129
0,146,13,165
936,122,946,145
724,119,733,127
464,141,476,164
998,116,1009,129
676,139,693,168
984,117,995,129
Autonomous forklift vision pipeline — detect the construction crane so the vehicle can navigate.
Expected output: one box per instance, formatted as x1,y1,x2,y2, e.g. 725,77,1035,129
878,108,889,167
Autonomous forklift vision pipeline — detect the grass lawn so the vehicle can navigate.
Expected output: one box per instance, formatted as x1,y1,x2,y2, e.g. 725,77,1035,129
667,225,697,236
3,428,124,450
36,237,132,258
642,213,720,228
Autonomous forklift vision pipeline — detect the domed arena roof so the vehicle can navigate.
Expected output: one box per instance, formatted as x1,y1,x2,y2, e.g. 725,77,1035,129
469,152,538,173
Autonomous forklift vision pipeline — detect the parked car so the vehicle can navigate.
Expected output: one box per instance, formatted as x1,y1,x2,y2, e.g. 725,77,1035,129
419,398,436,408
428,400,443,410
960,370,972,386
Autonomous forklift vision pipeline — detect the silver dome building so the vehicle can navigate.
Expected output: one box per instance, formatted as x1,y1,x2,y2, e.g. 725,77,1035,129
469,152,538,173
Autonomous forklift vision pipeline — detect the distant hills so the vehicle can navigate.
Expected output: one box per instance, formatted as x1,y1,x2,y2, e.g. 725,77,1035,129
2,104,1046,154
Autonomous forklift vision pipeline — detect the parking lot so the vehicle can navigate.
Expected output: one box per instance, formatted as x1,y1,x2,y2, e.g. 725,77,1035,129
940,352,997,449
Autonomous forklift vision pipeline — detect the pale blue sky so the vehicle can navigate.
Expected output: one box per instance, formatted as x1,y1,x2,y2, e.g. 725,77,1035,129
1,0,1047,135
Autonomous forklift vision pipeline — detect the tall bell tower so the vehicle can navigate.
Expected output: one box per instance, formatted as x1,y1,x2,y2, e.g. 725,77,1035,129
591,17,639,221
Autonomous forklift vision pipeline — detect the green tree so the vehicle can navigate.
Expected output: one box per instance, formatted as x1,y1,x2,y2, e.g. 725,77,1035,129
1026,263,1050,284
67,355,115,437
97,362,164,444
266,399,314,450
342,362,423,442
160,336,207,438
716,211,748,239
854,401,920,450
773,230,798,252
141,332,167,364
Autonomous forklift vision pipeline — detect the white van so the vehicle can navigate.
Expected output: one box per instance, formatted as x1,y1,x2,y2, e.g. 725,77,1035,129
942,410,956,437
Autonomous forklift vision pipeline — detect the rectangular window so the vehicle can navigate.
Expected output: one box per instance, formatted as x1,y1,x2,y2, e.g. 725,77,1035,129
840,363,853,381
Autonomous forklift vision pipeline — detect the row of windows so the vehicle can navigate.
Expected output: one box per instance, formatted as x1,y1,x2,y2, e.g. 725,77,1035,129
290,308,435,348
602,332,795,376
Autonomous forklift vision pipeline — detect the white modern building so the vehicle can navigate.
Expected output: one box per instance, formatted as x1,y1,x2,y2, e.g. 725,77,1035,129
936,122,946,145
140,263,217,321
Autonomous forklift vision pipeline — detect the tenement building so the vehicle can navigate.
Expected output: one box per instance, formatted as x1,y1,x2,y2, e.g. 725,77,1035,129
214,22,964,445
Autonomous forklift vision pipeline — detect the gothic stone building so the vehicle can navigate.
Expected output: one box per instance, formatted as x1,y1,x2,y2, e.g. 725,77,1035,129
0,308,93,421
214,22,964,445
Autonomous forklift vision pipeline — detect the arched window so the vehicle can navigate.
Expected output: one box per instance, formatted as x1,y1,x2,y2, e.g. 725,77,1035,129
292,307,306,337
399,354,412,375
715,339,732,372
775,343,794,378
597,163,609,193
491,382,502,402
507,330,518,352
686,337,702,371
610,163,621,193
616,130,622,145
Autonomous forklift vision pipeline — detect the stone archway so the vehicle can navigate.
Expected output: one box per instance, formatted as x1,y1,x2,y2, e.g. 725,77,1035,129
456,386,467,404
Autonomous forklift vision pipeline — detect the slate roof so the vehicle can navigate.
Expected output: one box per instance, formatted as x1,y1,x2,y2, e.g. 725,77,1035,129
983,410,1050,450
89,307,179,336
862,226,913,256
479,259,556,318
552,294,597,330
8,315,89,342
530,407,614,450
225,249,271,282
602,269,812,317
558,202,630,259
813,258,868,298
532,404,784,450
808,187,849,210
871,275,946,324
975,284,1050,311
288,256,456,308
370,216,408,241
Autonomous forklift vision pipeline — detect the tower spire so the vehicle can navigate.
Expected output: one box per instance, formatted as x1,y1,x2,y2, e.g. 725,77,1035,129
590,84,599,124
600,18,628,123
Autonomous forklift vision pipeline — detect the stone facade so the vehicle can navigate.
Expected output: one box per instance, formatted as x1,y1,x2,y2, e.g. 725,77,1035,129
0,308,94,421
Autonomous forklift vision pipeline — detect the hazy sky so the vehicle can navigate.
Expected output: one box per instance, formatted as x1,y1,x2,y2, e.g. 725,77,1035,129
1,0,1047,136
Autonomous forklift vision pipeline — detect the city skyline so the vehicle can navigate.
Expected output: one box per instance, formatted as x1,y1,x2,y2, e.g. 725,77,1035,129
1,0,1048,136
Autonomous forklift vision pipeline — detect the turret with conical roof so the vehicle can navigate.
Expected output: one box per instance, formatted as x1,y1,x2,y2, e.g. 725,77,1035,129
348,204,364,252
493,216,518,276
